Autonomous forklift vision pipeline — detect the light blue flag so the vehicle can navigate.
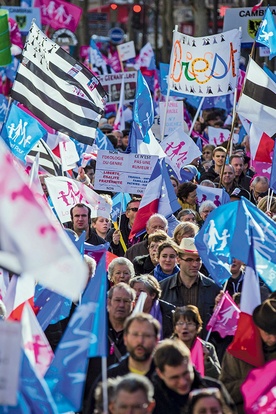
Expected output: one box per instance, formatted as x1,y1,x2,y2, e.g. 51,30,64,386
64,228,86,255
1,103,47,162
256,7,276,60
0,93,8,122
111,192,131,222
44,244,107,413
34,285,71,330
96,127,115,150
195,197,276,290
127,71,154,153
20,351,58,414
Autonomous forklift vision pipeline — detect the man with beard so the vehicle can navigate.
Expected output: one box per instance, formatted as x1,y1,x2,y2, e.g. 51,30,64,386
84,313,160,413
108,312,160,378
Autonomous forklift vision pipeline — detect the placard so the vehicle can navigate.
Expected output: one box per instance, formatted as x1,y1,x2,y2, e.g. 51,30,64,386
94,151,158,194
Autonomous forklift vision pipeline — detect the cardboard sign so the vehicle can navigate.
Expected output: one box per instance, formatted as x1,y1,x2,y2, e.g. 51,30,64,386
94,150,158,194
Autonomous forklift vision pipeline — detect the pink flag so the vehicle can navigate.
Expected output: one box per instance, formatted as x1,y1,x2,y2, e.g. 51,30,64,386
191,337,205,376
252,0,264,12
241,360,276,414
0,140,88,302
134,42,155,70
34,0,82,32
22,302,54,377
206,291,240,338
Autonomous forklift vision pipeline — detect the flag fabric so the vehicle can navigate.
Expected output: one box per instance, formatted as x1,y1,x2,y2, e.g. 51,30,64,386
111,192,131,222
95,128,115,151
237,57,276,138
190,337,205,377
45,175,112,224
241,360,276,414
0,93,8,123
160,128,202,181
228,242,264,367
0,10,12,67
252,0,264,12
1,103,47,162
44,245,107,412
21,302,54,377
113,74,126,131
0,139,89,302
20,350,58,414
4,273,35,320
34,0,82,32
89,38,114,76
134,42,156,71
129,158,180,239
207,126,239,146
168,29,240,96
195,197,276,291
11,22,107,146
27,139,62,176
206,291,240,338
270,140,276,192
249,124,274,163
127,70,154,152
196,185,230,208
255,7,276,60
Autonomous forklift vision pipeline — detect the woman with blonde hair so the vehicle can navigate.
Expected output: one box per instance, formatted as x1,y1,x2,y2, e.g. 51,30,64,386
173,222,199,245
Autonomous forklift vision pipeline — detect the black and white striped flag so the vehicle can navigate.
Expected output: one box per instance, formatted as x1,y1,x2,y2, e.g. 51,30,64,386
27,139,62,176
237,57,276,139
11,22,107,146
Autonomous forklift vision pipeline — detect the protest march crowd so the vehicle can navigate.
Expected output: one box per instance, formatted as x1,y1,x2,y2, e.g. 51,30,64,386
1,1,276,414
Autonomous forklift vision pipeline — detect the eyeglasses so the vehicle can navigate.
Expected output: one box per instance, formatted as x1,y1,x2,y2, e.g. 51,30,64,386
179,257,201,263
127,332,156,340
175,321,196,327
112,298,132,304
127,207,139,212
117,403,149,412
203,151,211,154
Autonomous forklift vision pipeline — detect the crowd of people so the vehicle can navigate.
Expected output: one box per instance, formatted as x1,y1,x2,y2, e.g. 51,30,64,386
1,99,276,413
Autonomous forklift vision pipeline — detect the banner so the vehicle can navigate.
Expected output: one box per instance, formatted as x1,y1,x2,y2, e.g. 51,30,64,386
94,150,158,194
97,71,137,105
168,28,241,96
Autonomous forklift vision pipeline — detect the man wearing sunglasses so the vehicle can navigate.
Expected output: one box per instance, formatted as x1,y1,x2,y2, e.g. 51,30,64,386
160,238,221,338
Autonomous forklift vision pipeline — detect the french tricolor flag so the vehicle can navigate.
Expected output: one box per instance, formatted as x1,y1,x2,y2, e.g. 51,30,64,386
227,243,264,367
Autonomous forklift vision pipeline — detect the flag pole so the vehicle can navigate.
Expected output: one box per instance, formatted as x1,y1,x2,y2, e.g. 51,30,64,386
189,97,205,136
101,356,108,414
160,25,178,141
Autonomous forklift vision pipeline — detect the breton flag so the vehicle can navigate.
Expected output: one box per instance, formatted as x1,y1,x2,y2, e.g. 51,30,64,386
27,139,62,176
237,57,276,138
11,22,107,146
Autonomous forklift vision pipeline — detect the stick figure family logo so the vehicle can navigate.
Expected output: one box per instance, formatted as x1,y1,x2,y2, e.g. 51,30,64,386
165,142,188,168
42,1,73,26
7,119,32,148
207,220,230,253
57,182,88,207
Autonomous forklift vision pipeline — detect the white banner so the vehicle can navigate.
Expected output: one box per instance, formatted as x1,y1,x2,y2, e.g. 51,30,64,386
159,100,184,137
169,28,241,96
94,150,158,194
45,176,112,223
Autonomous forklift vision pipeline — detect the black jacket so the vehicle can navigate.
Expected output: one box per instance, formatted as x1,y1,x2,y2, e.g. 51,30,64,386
160,272,221,338
152,368,236,414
